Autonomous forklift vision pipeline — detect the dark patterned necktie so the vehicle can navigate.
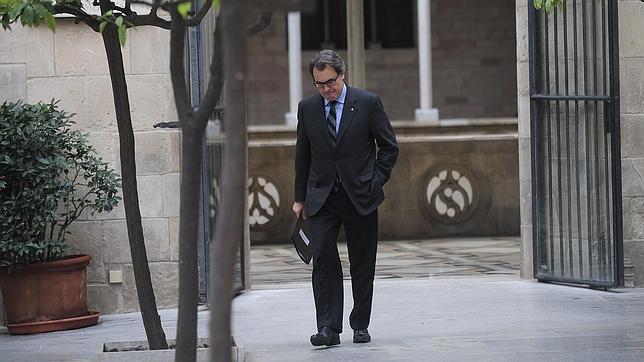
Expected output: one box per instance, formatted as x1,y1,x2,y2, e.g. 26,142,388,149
326,100,337,147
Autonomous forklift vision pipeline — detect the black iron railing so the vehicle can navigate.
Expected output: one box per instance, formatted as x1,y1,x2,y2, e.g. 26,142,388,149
529,0,622,287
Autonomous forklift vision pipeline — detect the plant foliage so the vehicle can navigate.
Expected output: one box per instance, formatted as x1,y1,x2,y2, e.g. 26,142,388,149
1,0,220,46
0,101,121,266
533,0,564,12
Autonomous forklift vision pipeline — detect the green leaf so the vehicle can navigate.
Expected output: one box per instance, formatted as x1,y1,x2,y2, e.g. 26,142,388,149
45,12,56,31
8,3,27,22
117,25,126,46
0,100,121,266
33,4,47,18
20,5,33,26
212,0,220,9
533,0,543,10
533,0,562,12
99,20,107,33
114,15,123,27
177,1,191,18
2,13,11,30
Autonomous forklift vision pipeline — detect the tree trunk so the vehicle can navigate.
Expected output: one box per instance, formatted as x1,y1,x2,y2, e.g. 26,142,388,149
209,0,248,360
174,125,204,361
168,12,200,362
101,23,168,350
168,3,224,358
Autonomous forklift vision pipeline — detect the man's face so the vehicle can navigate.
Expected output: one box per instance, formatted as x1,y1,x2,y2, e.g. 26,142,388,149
312,66,344,102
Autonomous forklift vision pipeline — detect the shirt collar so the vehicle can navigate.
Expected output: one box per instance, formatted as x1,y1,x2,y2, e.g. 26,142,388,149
325,83,347,106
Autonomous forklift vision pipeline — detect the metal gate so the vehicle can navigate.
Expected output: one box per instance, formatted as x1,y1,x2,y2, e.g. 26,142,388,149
528,0,623,287
190,10,247,302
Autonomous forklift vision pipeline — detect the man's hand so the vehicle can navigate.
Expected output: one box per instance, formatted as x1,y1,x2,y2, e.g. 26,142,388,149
292,202,305,218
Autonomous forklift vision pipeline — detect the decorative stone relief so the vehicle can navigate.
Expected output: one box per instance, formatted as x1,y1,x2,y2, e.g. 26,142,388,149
248,174,282,227
423,166,480,224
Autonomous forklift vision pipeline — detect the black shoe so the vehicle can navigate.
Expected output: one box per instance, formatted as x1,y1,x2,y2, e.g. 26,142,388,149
310,326,340,346
353,328,371,343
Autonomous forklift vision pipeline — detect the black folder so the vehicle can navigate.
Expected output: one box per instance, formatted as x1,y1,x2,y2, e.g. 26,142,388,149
291,214,313,264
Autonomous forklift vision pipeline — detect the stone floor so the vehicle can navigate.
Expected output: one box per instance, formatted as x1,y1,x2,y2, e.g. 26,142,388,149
233,236,644,361
249,237,521,287
233,277,644,362
4,236,644,361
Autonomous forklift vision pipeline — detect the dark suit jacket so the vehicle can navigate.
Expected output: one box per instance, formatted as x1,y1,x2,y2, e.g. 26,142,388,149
294,85,399,216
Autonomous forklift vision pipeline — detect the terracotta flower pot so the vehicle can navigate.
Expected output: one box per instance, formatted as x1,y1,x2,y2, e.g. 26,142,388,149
0,254,100,334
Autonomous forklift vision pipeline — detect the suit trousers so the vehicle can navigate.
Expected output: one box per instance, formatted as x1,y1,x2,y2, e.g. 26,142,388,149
308,185,378,333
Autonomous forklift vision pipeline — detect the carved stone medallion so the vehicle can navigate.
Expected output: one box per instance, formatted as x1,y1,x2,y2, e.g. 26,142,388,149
248,174,282,228
423,166,479,224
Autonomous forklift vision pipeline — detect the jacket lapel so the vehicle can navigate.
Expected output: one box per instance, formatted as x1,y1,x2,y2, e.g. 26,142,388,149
336,86,357,148
311,95,335,151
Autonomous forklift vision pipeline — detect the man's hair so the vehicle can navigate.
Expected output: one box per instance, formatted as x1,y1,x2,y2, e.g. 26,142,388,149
309,49,345,77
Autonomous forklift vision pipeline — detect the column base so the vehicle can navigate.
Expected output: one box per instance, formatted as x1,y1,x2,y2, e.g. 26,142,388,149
415,108,440,123
285,112,298,126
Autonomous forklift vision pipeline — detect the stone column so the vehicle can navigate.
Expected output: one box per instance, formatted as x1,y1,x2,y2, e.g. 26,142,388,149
367,0,380,49
415,0,439,123
346,0,365,89
285,12,302,126
516,2,533,280
619,0,644,286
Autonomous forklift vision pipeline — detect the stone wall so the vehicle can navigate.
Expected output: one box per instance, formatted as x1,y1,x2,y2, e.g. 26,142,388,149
246,0,517,126
0,21,181,314
432,0,517,118
248,123,520,245
619,1,644,286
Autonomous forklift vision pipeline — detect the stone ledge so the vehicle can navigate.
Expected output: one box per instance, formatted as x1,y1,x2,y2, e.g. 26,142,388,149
248,117,518,132
247,117,518,142
248,132,519,148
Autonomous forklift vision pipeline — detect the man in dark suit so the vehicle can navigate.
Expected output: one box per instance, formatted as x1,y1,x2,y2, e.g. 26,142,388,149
293,50,399,346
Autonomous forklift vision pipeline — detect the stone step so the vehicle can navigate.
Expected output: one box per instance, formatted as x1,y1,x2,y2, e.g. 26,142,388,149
247,117,518,143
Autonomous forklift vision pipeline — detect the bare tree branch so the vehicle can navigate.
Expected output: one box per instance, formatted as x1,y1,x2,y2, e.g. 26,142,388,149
129,14,171,29
150,1,160,17
127,0,156,6
53,5,100,31
101,2,136,17
195,15,223,122
186,0,213,27
168,8,192,123
88,0,170,29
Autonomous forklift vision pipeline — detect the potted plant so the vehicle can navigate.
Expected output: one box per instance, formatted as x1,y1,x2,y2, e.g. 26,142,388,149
0,101,120,334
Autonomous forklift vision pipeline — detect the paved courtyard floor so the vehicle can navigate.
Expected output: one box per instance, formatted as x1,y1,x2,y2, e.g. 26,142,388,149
233,277,644,361
236,237,644,361
249,237,521,287
4,237,644,361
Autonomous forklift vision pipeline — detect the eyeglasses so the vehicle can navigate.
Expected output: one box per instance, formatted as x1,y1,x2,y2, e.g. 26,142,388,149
313,74,340,89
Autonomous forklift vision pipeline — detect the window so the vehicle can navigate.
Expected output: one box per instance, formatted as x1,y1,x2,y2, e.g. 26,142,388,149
300,0,414,50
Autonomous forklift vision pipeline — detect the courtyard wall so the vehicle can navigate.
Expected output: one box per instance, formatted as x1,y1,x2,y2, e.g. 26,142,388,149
0,21,181,314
